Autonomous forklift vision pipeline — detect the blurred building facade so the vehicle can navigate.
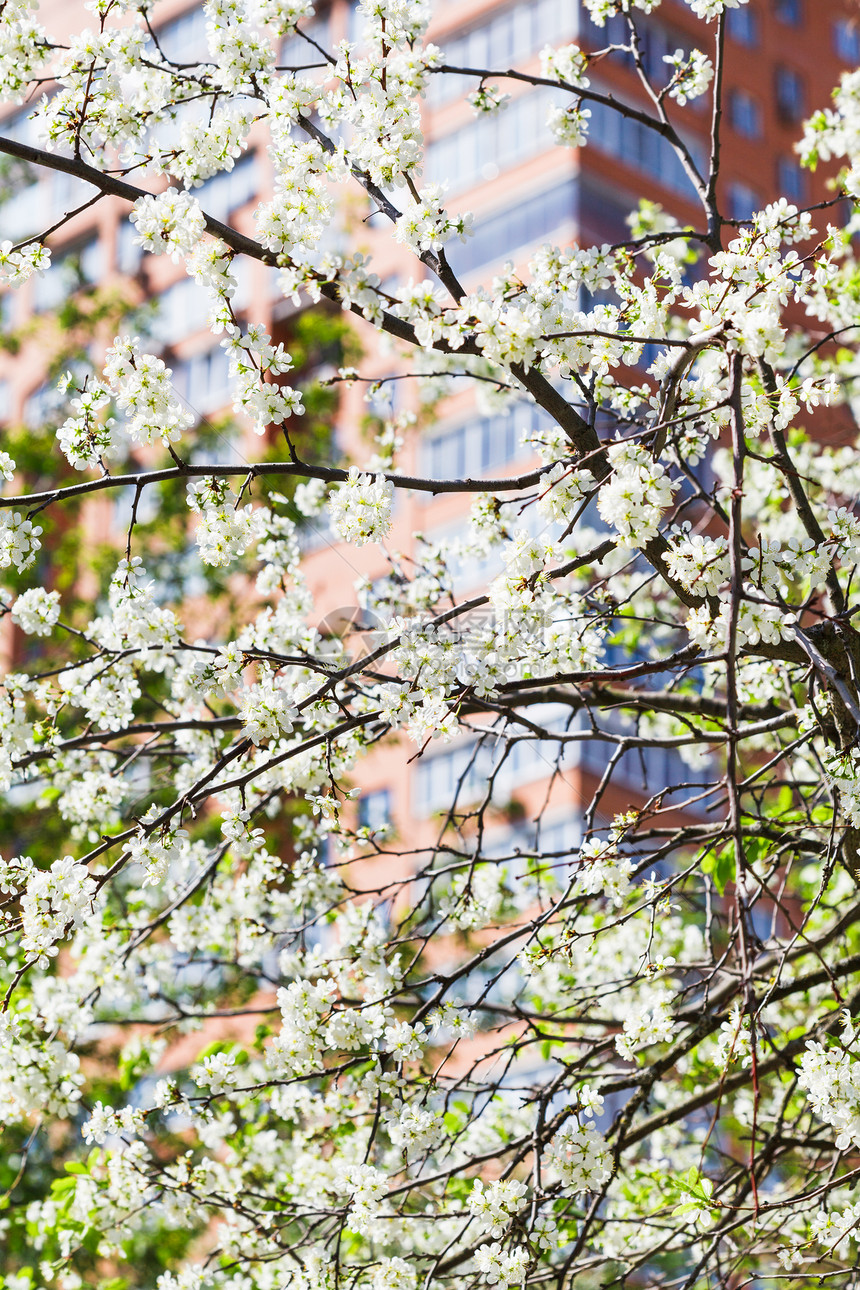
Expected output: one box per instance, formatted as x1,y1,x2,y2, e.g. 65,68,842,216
0,0,858,860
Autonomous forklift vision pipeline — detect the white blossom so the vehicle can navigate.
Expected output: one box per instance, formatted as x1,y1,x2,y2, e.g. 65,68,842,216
597,441,679,548
474,1244,529,1286
0,512,42,572
329,468,394,546
663,49,714,105
467,1178,528,1238
19,857,97,963
238,670,298,745
0,240,51,286
11,588,60,636
104,338,195,447
545,1125,612,1193
130,189,207,261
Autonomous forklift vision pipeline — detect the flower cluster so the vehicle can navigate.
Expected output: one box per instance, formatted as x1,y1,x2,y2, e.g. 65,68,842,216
615,990,677,1060
97,558,180,659
129,814,190,888
686,594,793,650
104,338,195,447
223,326,304,435
11,588,61,636
824,750,860,828
467,1179,528,1237
385,1101,444,1160
663,525,729,597
662,48,714,104
597,441,679,548
130,189,207,261
82,1100,147,1145
329,468,395,546
537,461,597,522
0,0,51,103
0,239,51,286
467,85,510,114
206,0,274,93
575,837,635,906
0,511,42,573
0,687,33,791
547,103,591,149
186,479,265,567
56,380,117,471
162,105,255,187
1,2,860,1285
545,1125,612,1194
688,0,750,17
19,856,98,964
238,669,299,745
799,1041,860,1150
540,42,590,87
473,1244,529,1286
393,187,474,255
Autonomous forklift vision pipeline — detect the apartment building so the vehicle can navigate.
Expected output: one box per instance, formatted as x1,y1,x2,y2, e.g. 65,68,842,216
0,0,856,864
301,0,860,861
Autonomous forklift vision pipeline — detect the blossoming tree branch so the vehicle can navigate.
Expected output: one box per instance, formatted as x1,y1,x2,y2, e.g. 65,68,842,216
4,0,860,1283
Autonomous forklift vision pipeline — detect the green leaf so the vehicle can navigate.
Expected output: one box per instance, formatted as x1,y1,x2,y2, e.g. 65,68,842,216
672,1201,703,1217
744,838,770,867
82,1225,102,1255
702,844,735,896
197,1039,237,1062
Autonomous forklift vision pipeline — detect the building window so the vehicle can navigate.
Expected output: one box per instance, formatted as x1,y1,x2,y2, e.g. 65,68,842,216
116,217,143,275
834,17,860,64
23,380,64,428
31,237,102,313
728,88,762,138
0,103,95,241
727,181,760,221
578,723,711,805
421,399,547,480
775,66,805,122
726,6,759,45
113,481,159,534
153,277,210,347
196,152,258,223
584,11,693,81
0,293,16,331
425,88,570,196
424,0,575,107
0,379,10,424
446,178,576,278
777,156,807,204
171,345,233,418
365,375,399,420
585,11,632,63
412,706,706,820
577,176,639,245
634,23,691,82
423,504,565,594
412,706,577,817
587,95,706,198
281,13,331,73
773,0,801,25
153,6,208,62
358,789,392,833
